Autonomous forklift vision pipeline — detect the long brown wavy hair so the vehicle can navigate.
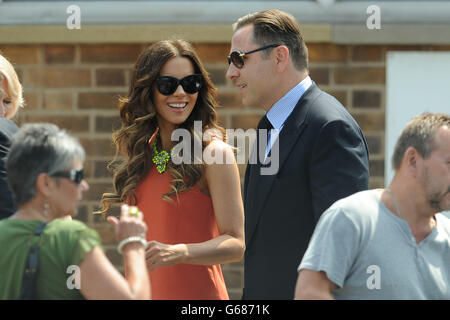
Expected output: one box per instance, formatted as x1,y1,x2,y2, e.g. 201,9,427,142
98,40,225,214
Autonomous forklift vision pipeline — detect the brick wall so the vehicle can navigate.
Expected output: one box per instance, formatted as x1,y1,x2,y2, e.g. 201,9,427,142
2,42,448,299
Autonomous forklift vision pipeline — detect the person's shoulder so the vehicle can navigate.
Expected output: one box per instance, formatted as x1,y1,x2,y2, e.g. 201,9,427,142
323,190,381,224
47,219,101,246
304,85,356,125
203,138,236,167
205,137,231,151
0,118,19,137
0,119,19,147
48,218,93,235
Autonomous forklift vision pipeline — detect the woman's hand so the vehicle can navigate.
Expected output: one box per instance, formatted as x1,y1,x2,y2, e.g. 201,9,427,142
80,204,150,300
145,241,188,271
107,204,147,244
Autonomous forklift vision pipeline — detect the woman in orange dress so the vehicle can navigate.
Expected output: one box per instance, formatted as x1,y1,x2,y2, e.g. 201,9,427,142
99,40,245,299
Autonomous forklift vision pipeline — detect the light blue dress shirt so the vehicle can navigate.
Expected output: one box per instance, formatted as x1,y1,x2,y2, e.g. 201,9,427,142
264,76,312,158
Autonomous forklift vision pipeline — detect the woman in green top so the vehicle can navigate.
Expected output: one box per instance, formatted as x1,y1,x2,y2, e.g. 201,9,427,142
0,123,150,299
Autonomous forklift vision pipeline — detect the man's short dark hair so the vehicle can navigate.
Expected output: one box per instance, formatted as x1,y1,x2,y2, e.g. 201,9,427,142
233,9,308,72
392,113,450,170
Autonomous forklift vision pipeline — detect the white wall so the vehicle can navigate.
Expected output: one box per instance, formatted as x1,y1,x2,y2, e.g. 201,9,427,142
386,51,450,216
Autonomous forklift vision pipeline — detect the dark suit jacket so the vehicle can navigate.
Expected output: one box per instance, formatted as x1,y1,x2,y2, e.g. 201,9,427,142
0,118,19,219
243,83,370,299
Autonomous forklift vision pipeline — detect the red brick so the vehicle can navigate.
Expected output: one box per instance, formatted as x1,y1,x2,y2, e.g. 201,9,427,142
324,90,348,108
353,113,385,132
353,90,381,109
22,91,40,110
217,89,243,109
93,160,114,179
25,68,91,88
96,69,126,87
14,68,24,85
384,45,426,52
308,44,348,63
231,114,262,130
369,178,384,189
44,45,75,64
96,225,116,245
78,92,123,110
80,44,142,64
93,205,120,224
74,205,89,223
429,45,450,51
193,43,230,63
334,67,385,85
96,115,122,133
309,67,329,86
43,91,73,110
83,160,95,179
369,159,384,177
352,46,383,62
365,135,382,155
24,114,89,133
214,111,229,129
80,138,115,157
0,45,40,65
81,181,113,201
207,67,228,86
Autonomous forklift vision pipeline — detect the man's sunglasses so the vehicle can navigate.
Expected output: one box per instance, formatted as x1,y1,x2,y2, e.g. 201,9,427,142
227,44,280,69
51,168,84,185
155,74,203,96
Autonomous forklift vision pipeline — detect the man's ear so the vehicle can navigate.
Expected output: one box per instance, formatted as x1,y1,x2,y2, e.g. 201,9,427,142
36,173,53,198
403,147,422,177
273,45,290,73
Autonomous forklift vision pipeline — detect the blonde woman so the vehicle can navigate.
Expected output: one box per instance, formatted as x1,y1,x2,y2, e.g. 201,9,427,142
0,54,24,119
0,54,23,218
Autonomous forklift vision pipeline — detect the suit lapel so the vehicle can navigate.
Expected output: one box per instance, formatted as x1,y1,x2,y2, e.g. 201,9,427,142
244,83,322,245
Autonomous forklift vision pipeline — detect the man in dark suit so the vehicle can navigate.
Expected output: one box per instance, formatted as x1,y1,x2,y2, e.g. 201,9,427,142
0,117,19,219
226,9,370,299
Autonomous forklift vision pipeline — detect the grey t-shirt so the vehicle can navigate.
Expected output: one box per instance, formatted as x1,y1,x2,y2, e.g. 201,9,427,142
298,189,450,299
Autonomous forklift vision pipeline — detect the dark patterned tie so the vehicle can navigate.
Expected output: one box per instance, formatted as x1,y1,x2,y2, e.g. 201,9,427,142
257,115,273,131
257,115,273,162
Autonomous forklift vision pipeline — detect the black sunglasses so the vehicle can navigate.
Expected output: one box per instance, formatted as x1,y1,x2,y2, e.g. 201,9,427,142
51,168,84,185
227,44,280,69
155,74,203,96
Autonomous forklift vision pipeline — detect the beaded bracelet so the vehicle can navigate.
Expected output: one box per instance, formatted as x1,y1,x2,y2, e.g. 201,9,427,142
117,236,147,254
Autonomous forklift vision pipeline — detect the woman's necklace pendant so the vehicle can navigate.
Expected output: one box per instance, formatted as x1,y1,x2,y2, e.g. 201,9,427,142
152,141,171,174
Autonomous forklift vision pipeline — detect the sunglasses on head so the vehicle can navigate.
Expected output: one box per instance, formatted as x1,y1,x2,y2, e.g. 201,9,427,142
227,44,280,69
51,168,84,185
155,74,203,96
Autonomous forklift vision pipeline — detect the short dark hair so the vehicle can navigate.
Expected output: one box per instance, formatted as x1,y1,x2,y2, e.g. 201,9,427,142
233,9,308,71
392,113,450,170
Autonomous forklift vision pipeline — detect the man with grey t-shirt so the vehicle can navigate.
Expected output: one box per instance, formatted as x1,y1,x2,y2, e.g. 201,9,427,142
295,113,450,300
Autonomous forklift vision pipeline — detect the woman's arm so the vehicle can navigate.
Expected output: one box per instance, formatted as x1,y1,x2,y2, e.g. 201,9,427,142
79,205,150,300
145,140,245,270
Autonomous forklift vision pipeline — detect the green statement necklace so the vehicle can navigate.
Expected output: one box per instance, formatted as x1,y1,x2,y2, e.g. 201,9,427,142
152,140,172,174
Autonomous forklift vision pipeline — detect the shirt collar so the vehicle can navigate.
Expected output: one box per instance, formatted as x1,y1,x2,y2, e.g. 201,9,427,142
266,75,312,130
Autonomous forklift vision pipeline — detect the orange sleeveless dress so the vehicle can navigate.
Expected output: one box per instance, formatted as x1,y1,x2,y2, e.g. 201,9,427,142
135,165,229,300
